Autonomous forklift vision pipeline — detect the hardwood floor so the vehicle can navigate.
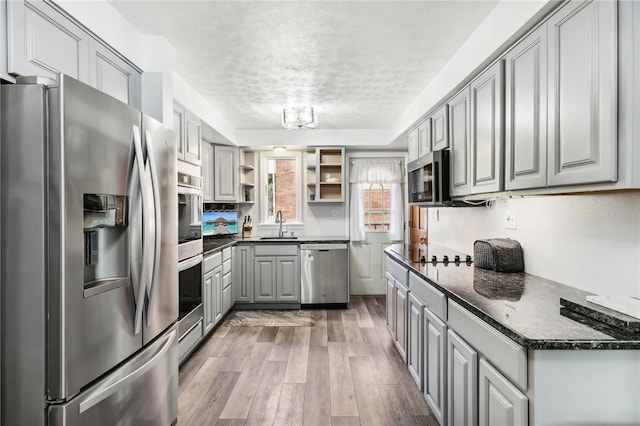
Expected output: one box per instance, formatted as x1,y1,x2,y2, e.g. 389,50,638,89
178,296,438,425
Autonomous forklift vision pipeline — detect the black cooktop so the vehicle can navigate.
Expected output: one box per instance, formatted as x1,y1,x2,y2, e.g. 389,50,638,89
396,243,473,265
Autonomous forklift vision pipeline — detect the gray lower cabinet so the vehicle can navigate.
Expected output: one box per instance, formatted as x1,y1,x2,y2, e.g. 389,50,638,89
234,245,253,303
221,247,233,315
478,359,527,426
504,25,548,191
407,292,424,388
203,264,222,335
254,253,300,303
394,280,408,362
448,87,471,197
424,307,447,426
386,272,396,339
470,60,504,194
547,0,617,187
447,329,478,426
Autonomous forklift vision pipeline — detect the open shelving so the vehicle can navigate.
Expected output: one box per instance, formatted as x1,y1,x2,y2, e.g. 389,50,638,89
306,147,345,203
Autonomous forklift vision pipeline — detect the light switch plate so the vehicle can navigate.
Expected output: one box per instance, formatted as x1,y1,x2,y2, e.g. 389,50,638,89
505,211,517,230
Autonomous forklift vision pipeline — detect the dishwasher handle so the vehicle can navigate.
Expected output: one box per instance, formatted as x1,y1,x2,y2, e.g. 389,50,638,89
300,243,348,250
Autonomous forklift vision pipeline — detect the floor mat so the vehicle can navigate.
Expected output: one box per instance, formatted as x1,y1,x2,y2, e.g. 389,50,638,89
222,309,316,327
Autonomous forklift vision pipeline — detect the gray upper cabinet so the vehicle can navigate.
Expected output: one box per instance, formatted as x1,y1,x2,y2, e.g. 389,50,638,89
449,87,471,197
7,1,141,108
7,0,89,81
504,25,548,191
470,60,504,194
418,119,432,158
184,110,202,166
407,128,420,163
214,145,239,202
88,38,141,109
547,0,617,186
173,102,201,167
431,105,449,151
202,141,214,202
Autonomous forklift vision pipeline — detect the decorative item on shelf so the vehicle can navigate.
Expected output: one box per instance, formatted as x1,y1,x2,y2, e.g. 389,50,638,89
324,173,339,183
244,188,251,202
282,106,318,129
309,194,315,201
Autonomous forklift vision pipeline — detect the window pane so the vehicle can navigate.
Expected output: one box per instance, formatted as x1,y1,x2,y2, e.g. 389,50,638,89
362,183,392,232
267,158,297,222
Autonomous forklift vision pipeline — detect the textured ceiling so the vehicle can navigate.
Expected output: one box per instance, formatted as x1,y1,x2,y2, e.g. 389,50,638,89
109,1,498,130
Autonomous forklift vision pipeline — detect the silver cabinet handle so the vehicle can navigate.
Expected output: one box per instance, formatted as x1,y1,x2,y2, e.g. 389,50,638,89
78,328,176,414
144,129,162,327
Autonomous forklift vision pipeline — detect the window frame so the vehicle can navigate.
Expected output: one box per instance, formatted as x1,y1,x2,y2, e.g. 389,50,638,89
361,182,392,232
258,150,303,225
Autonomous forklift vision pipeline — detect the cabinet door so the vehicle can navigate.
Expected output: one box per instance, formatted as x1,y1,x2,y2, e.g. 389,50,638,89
202,270,214,334
407,292,424,388
431,105,449,151
254,256,277,302
478,359,528,426
222,284,232,316
424,307,447,426
202,141,214,202
7,0,89,81
214,146,238,201
184,110,201,166
276,256,300,301
173,104,185,161
231,247,237,305
418,119,432,158
394,281,408,363
448,329,478,426
449,87,471,197
504,25,548,190
547,0,617,186
88,38,141,109
386,273,396,339
470,60,504,194
408,128,420,163
213,266,223,324
234,246,253,303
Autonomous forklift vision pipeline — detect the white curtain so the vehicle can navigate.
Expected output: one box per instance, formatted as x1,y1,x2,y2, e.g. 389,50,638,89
350,159,404,242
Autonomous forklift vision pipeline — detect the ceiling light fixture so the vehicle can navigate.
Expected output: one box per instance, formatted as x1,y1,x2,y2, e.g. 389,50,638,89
282,106,318,129
273,146,287,153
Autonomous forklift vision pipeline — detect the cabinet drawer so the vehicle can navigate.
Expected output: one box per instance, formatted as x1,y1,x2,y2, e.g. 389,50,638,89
386,256,408,285
222,247,232,261
409,271,447,321
448,300,527,390
222,271,232,289
203,251,222,273
254,244,298,256
222,258,232,275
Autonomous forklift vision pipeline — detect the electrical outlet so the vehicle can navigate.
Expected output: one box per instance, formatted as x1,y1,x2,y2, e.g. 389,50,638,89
505,211,517,230
331,209,338,219
433,209,439,222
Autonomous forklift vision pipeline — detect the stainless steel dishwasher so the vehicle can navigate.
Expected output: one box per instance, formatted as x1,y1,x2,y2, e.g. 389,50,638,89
300,243,349,307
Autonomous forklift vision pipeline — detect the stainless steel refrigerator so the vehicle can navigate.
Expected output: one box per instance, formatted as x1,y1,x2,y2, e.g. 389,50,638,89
1,74,178,425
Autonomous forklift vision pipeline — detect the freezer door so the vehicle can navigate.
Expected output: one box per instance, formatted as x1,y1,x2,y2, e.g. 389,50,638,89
48,325,178,426
142,114,178,345
47,75,143,399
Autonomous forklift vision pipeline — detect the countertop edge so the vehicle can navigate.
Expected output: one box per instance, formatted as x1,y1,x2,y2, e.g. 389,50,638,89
384,248,640,350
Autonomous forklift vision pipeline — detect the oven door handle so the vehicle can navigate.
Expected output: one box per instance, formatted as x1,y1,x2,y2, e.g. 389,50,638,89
178,254,203,272
177,185,202,196
131,125,151,336
143,129,163,328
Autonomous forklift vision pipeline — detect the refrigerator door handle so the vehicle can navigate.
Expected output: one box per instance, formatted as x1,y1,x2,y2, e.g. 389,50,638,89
144,129,162,327
132,125,151,335
77,328,177,414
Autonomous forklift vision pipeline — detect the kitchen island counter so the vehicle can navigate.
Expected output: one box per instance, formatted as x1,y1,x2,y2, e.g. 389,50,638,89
385,244,640,350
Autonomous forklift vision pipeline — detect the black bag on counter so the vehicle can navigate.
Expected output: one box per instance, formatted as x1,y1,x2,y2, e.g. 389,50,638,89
473,238,524,273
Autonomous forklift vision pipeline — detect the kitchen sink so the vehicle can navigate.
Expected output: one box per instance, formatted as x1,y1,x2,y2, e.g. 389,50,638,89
258,236,299,240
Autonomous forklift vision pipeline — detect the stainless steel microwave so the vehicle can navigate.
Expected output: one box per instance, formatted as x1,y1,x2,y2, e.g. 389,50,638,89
407,150,450,206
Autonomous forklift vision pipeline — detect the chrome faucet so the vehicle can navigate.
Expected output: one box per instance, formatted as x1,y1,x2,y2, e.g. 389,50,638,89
276,210,284,237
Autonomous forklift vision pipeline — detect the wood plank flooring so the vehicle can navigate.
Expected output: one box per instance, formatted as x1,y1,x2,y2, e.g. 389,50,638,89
178,296,438,426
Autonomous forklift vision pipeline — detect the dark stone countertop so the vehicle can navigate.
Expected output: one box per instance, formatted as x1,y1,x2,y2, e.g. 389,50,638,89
203,238,237,255
385,244,640,350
